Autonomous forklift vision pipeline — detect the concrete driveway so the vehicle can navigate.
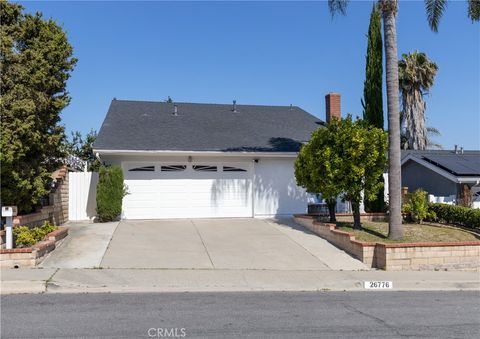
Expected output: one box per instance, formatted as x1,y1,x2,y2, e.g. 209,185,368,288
100,218,366,270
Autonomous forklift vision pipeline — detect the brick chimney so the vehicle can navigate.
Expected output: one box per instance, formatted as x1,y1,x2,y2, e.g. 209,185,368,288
325,92,341,123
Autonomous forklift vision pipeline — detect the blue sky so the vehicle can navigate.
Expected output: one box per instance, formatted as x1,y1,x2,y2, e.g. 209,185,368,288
20,1,480,149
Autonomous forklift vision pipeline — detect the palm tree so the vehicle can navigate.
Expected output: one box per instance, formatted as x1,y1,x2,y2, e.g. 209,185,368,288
328,0,479,240
425,126,442,149
399,51,438,150
400,114,443,150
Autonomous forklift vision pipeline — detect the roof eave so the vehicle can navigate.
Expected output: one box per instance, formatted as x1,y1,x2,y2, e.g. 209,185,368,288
93,149,299,158
401,155,480,183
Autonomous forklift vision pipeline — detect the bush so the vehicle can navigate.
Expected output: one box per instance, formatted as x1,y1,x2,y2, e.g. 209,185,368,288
13,222,58,248
428,203,480,229
96,165,128,222
402,189,435,223
13,226,37,247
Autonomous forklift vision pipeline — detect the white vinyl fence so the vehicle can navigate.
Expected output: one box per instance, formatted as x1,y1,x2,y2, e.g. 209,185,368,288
428,194,480,209
68,172,98,221
428,194,456,205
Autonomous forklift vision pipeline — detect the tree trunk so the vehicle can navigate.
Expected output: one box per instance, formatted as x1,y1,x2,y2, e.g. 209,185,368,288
326,198,337,223
352,201,362,230
382,3,404,240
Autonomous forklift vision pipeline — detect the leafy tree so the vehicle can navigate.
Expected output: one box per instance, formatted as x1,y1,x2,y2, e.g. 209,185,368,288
398,51,438,150
362,5,385,213
295,116,387,229
328,0,479,239
65,130,101,171
295,132,343,223
96,165,128,222
0,1,77,213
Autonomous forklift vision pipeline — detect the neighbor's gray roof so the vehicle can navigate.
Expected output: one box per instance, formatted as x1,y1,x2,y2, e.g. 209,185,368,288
402,150,480,176
94,100,323,153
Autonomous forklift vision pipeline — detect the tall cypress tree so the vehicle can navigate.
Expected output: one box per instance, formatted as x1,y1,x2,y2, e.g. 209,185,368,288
362,4,383,128
362,4,385,212
1,1,77,213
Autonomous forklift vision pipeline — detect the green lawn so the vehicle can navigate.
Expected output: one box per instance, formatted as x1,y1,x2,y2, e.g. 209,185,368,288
336,221,480,244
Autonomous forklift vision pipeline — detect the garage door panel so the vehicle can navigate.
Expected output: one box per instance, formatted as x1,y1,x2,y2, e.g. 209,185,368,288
125,198,163,208
122,162,252,219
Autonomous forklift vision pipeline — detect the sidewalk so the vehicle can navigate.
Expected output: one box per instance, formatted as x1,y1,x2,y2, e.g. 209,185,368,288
1,268,479,294
40,221,119,268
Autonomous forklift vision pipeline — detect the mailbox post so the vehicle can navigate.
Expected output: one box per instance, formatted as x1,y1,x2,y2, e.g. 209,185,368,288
2,206,17,250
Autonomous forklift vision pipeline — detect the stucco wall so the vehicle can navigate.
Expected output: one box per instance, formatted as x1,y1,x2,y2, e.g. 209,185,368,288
103,154,309,218
254,158,308,217
402,160,458,196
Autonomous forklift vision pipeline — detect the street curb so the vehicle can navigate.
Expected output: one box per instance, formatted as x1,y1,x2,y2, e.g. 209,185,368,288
2,269,479,295
1,281,46,294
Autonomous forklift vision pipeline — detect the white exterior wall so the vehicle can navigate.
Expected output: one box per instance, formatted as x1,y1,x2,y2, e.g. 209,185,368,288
253,158,308,217
101,154,309,219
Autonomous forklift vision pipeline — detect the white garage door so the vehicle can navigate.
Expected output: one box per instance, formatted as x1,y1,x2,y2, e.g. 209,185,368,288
122,162,253,219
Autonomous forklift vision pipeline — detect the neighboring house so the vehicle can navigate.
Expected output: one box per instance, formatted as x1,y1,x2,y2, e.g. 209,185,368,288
401,149,480,206
92,96,339,219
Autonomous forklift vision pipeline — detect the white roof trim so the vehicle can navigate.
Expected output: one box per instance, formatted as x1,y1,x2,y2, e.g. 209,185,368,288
402,154,480,183
94,149,299,158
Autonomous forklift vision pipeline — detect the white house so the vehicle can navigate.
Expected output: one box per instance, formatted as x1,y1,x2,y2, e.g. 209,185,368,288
92,96,339,219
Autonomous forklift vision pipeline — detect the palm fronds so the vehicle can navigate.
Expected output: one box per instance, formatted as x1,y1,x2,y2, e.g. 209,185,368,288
328,0,349,16
468,0,480,20
425,0,448,32
426,126,441,136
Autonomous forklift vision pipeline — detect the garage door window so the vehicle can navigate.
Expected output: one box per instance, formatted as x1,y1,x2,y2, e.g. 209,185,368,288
161,165,187,172
193,165,217,172
223,166,247,172
129,166,154,172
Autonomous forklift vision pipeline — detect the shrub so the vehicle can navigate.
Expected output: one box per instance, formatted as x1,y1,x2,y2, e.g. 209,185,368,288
96,165,128,222
41,221,57,235
402,189,435,223
13,226,37,247
13,222,58,248
428,203,480,229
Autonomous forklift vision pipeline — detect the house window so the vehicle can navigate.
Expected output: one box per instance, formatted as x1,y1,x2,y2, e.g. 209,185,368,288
193,165,217,172
129,166,154,172
161,165,187,172
223,166,247,172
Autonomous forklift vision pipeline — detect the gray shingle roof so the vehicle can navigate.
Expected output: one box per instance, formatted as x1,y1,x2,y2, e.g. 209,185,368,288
94,100,323,153
402,150,480,176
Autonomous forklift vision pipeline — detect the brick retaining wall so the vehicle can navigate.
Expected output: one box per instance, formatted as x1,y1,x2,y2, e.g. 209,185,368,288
294,215,480,271
376,243,480,271
13,167,69,227
0,227,68,268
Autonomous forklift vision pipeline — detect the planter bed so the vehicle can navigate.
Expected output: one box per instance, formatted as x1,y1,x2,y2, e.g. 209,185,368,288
294,215,480,271
0,226,68,268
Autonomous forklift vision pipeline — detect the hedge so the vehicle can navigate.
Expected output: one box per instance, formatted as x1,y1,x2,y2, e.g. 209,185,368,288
428,203,480,229
96,165,128,222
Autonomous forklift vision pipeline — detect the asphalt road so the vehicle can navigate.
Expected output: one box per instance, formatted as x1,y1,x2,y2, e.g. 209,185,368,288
1,292,479,338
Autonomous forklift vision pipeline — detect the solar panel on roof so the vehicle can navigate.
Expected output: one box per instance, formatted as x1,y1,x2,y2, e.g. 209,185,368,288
422,154,480,176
